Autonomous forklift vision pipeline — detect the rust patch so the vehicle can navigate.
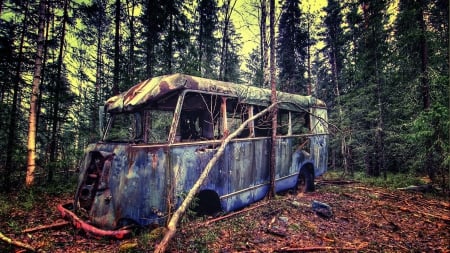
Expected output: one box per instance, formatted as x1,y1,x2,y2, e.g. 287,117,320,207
159,81,170,93
185,75,199,90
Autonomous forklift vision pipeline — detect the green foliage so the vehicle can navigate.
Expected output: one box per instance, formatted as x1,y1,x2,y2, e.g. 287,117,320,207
0,195,10,217
277,0,309,94
17,189,36,212
353,171,426,189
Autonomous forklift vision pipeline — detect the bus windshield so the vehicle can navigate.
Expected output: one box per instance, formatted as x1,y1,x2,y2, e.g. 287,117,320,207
103,113,142,142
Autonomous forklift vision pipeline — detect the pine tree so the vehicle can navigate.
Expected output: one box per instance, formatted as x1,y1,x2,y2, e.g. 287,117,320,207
141,0,165,76
26,0,46,187
322,0,351,175
4,0,32,189
218,0,241,82
277,0,308,94
338,0,389,177
196,0,219,78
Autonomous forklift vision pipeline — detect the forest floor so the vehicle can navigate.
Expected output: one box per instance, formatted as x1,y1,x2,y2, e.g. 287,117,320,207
0,180,449,253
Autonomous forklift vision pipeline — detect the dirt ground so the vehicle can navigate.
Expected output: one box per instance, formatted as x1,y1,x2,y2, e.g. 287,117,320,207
1,181,449,252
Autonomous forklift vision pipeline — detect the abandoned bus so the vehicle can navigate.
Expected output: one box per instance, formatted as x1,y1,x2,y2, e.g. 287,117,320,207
58,73,328,238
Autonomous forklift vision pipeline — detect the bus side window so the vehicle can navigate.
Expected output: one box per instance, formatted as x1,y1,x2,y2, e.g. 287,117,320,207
225,98,252,138
254,106,272,137
291,112,309,134
278,110,290,136
199,110,214,139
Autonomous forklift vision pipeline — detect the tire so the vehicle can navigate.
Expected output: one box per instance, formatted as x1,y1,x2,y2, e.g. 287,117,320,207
298,168,315,193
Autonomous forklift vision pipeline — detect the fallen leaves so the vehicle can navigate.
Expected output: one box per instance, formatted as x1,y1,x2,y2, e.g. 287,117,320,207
0,182,448,252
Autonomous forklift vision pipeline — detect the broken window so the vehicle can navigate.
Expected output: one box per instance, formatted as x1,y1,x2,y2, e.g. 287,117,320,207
277,110,309,136
144,110,173,144
103,113,142,142
224,98,251,138
254,106,272,137
176,92,221,142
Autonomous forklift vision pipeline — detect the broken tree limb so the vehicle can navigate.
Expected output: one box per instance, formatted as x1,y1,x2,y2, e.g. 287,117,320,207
203,202,269,226
0,231,37,252
22,220,69,233
154,103,278,253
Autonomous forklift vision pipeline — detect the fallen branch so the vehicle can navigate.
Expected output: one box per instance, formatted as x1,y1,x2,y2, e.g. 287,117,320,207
278,246,359,252
317,179,358,185
203,202,269,226
154,103,277,253
0,231,37,252
397,184,433,193
22,220,69,233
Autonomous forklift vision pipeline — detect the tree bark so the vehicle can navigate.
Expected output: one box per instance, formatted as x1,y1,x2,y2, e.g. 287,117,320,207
113,0,121,95
26,0,46,187
268,0,277,198
219,0,237,80
154,103,278,253
260,0,267,87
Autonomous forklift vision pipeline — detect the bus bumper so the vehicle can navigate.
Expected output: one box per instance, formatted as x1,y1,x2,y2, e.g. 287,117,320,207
57,203,131,239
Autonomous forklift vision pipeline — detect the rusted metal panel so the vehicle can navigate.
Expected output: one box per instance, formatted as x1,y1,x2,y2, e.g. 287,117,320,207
75,143,170,229
310,107,328,177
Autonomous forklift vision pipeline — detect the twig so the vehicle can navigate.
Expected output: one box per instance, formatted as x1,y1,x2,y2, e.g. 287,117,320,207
22,220,69,233
0,231,37,252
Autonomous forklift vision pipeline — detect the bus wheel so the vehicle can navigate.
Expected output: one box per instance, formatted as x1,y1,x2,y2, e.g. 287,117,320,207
192,190,222,217
298,168,315,193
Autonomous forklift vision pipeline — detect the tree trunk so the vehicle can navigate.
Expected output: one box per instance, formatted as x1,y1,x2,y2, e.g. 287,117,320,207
126,0,135,84
419,0,430,110
48,0,68,183
113,0,120,95
154,103,278,253
260,0,267,87
219,0,236,80
268,0,277,198
26,0,46,187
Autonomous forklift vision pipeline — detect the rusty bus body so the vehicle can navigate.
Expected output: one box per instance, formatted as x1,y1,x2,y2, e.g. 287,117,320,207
59,73,328,237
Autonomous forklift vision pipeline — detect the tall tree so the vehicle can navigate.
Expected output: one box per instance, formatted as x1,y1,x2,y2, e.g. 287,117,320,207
141,0,164,76
360,0,388,177
277,0,308,94
219,0,241,81
268,0,276,197
196,0,219,78
112,0,120,94
260,0,268,87
26,0,47,187
322,0,350,174
48,0,70,183
395,0,449,185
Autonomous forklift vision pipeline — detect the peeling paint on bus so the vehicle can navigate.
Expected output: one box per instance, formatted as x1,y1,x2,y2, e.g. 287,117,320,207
59,74,329,236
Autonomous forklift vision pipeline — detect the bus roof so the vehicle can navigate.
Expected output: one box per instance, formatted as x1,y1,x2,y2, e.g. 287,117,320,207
105,73,326,113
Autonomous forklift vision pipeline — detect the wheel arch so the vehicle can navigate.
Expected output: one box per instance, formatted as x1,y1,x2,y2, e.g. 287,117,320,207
192,189,222,216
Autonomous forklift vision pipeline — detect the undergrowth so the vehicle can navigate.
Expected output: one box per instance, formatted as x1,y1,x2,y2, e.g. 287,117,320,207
322,170,426,189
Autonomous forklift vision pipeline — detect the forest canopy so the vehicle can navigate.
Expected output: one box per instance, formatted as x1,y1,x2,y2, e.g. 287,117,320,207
0,0,448,190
